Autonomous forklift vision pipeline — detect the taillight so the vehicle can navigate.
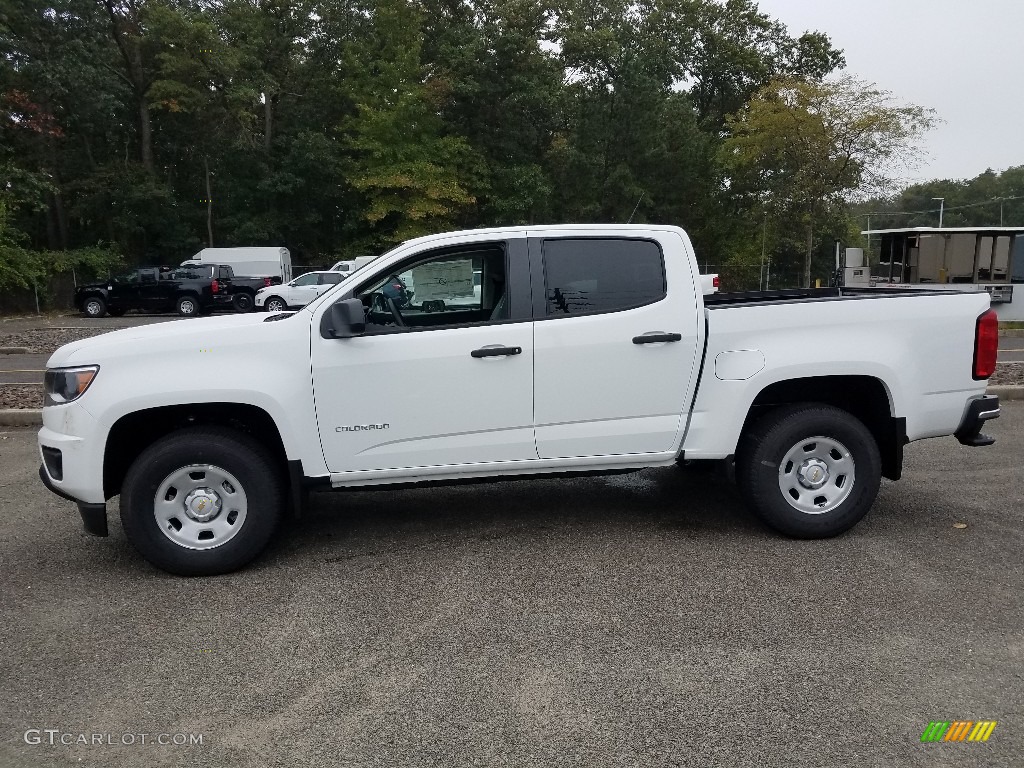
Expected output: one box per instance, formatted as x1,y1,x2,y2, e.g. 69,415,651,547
264,277,272,287
211,279,219,294
712,276,720,289
973,309,998,380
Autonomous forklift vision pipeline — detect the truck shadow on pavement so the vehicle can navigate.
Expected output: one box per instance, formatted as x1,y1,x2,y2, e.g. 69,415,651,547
264,465,764,568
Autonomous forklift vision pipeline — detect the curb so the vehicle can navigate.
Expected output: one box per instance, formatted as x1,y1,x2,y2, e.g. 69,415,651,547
0,409,42,426
987,385,1024,400
0,347,30,355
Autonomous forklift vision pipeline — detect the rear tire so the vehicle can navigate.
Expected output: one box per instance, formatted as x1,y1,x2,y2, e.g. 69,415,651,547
176,294,200,317
120,427,284,576
81,296,107,318
232,293,254,313
736,404,881,538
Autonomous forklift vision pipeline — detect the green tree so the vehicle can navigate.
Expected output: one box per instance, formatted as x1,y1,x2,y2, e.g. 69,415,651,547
341,0,475,248
724,76,935,287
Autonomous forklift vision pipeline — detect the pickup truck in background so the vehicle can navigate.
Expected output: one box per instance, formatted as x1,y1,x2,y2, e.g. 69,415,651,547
177,262,282,312
75,264,278,317
42,225,1000,576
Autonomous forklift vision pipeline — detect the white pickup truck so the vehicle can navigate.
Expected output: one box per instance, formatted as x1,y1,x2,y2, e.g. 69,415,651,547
38,225,1001,576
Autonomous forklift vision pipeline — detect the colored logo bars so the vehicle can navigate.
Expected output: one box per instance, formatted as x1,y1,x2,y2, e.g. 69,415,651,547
921,721,997,742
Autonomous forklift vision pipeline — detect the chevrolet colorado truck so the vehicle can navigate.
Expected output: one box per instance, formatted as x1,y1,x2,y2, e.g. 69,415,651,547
39,225,1001,576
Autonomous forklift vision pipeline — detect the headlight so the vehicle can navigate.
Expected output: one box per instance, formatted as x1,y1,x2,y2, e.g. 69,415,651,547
44,366,99,406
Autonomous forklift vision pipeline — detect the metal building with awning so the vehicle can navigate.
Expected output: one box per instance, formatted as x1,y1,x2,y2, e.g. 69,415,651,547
860,226,1024,320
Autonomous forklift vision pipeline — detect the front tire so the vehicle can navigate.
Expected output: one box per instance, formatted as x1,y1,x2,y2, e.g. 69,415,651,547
176,294,200,317
736,404,881,538
81,297,107,318
264,296,287,313
120,427,284,576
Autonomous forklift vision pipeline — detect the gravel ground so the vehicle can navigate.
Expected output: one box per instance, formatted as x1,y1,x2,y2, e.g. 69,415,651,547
990,363,1024,385
0,385,42,409
0,326,119,355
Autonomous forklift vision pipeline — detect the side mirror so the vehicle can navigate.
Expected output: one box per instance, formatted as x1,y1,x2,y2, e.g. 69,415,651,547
327,298,366,338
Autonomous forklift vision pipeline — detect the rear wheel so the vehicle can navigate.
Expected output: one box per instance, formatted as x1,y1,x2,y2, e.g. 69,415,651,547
176,294,200,317
264,296,287,313
736,404,881,538
232,292,254,313
120,427,284,576
81,296,107,318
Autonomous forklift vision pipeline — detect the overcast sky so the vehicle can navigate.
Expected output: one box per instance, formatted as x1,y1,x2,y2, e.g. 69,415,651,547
755,0,1024,183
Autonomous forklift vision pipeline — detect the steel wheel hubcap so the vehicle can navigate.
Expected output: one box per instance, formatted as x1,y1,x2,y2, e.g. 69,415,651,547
181,300,194,313
154,464,247,550
778,436,855,514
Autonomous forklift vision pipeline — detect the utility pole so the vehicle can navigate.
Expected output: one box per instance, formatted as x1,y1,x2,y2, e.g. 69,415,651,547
932,197,944,228
204,157,214,247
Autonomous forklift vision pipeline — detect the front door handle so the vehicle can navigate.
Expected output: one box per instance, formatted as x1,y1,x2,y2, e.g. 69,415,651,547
471,346,522,358
632,333,682,344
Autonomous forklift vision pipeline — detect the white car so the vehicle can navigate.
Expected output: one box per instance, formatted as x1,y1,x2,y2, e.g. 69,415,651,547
254,271,344,312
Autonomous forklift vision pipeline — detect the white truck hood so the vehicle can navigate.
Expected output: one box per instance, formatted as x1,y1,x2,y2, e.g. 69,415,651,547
47,313,294,368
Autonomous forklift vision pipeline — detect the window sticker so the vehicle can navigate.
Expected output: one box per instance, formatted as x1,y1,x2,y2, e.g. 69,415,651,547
411,259,475,302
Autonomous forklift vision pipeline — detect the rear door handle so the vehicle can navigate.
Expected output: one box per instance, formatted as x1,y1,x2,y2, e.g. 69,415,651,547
632,333,682,344
471,346,522,358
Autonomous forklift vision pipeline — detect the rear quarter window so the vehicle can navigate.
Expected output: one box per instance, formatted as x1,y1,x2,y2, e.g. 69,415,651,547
543,238,666,316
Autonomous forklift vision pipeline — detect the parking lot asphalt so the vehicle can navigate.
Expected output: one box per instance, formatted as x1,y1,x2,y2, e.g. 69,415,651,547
0,405,1021,767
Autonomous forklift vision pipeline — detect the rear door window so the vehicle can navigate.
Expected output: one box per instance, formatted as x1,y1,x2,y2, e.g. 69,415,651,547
542,238,665,316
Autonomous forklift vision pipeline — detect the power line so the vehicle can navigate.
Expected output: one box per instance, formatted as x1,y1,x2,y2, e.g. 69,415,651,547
862,194,1024,218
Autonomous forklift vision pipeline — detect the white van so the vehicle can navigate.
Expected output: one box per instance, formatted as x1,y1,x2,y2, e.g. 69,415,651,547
329,255,379,279
185,247,292,282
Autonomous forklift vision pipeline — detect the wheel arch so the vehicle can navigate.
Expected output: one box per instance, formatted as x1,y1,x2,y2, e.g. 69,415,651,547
104,403,289,499
741,375,906,480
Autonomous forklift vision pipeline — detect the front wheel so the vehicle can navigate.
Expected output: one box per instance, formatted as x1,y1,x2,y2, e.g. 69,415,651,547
176,294,200,317
264,296,287,313
736,404,881,538
120,427,284,576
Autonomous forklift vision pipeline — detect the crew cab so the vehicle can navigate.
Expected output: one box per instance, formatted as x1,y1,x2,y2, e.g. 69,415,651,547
75,264,275,317
254,270,345,312
40,225,1000,576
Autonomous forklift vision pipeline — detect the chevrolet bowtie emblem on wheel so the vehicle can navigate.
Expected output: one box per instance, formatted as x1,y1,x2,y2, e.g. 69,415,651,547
336,423,389,432
921,721,997,742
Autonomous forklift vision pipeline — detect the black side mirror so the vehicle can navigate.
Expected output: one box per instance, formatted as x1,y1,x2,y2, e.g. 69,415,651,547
327,298,366,338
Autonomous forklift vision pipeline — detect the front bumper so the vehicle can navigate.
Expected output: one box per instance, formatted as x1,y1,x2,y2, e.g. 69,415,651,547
955,394,1000,447
38,464,108,536
38,403,110,538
